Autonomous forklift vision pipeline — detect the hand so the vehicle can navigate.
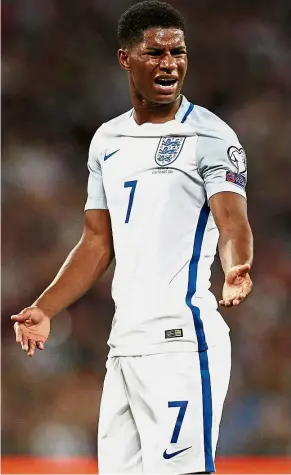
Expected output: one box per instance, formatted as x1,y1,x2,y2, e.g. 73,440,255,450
219,264,253,307
11,306,50,357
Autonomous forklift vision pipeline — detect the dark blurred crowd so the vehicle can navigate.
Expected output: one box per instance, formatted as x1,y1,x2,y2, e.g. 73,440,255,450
2,0,291,457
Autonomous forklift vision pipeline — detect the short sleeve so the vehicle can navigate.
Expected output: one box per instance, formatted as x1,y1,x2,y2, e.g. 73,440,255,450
197,129,247,201
84,127,108,211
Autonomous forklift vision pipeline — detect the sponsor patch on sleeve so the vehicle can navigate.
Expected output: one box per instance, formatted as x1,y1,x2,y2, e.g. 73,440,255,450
226,170,246,188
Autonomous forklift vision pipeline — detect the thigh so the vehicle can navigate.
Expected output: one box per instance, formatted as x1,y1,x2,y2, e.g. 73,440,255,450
121,339,231,474
207,336,231,456
98,357,142,474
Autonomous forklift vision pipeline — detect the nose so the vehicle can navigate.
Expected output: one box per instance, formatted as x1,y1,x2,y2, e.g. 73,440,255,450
159,52,177,72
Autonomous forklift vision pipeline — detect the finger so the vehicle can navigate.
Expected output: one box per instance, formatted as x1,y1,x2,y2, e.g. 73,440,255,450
234,290,250,305
233,286,252,304
36,341,44,350
14,322,23,344
11,309,32,323
237,264,251,276
21,335,29,352
219,299,232,307
28,340,36,357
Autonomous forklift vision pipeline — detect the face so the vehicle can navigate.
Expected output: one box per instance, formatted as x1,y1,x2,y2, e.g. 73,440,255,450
119,27,187,104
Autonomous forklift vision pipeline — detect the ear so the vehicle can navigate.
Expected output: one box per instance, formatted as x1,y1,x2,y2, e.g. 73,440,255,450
118,49,130,71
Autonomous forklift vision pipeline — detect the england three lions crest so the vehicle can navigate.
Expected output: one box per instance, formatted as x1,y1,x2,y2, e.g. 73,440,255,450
155,136,186,167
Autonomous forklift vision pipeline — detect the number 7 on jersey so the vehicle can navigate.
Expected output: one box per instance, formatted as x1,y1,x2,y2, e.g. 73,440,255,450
124,180,137,223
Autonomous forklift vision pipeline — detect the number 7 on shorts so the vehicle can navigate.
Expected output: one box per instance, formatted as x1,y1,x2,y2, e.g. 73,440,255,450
168,400,188,443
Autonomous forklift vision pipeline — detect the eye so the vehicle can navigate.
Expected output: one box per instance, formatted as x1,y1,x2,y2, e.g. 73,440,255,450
171,49,186,56
147,50,161,57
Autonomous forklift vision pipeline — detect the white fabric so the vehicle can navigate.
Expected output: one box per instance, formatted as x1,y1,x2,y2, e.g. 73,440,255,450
85,96,247,356
98,336,231,474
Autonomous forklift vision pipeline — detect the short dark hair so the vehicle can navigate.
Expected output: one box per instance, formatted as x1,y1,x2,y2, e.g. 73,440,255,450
118,1,186,48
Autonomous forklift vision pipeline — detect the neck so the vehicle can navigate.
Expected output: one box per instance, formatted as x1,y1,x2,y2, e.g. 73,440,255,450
131,92,182,125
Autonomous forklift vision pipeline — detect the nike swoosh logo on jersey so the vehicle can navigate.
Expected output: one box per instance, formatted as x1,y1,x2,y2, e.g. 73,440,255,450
104,149,120,161
163,446,192,459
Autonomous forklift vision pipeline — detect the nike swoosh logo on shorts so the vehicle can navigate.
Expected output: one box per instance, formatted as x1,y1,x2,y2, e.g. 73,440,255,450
163,446,192,459
104,149,120,161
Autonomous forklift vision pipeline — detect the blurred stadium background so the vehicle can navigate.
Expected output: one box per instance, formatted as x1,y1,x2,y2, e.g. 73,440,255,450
2,0,291,473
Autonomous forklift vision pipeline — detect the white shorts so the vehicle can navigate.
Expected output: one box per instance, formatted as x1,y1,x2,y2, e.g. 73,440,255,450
98,337,231,474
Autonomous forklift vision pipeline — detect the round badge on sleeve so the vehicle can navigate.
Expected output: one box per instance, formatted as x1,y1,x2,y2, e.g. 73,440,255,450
227,146,247,174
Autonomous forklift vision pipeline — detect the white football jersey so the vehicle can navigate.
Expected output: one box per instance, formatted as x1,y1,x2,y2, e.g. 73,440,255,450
85,96,247,356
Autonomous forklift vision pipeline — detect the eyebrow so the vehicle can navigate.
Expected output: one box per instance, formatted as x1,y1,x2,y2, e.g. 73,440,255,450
145,46,186,51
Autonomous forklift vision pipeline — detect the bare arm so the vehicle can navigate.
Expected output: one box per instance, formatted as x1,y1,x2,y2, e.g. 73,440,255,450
34,209,114,318
11,209,114,356
209,191,253,306
210,192,253,273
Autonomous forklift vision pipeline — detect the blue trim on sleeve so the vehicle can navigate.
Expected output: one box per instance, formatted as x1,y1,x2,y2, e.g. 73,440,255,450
181,103,194,123
185,201,215,473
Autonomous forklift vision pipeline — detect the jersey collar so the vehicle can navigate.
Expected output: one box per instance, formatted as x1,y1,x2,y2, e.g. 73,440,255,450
116,96,195,137
174,95,194,123
129,95,194,125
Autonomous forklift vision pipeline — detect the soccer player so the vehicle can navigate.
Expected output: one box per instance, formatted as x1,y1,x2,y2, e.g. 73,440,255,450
11,1,253,473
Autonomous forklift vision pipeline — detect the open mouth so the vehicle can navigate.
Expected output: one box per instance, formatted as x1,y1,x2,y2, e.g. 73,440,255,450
154,77,178,87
